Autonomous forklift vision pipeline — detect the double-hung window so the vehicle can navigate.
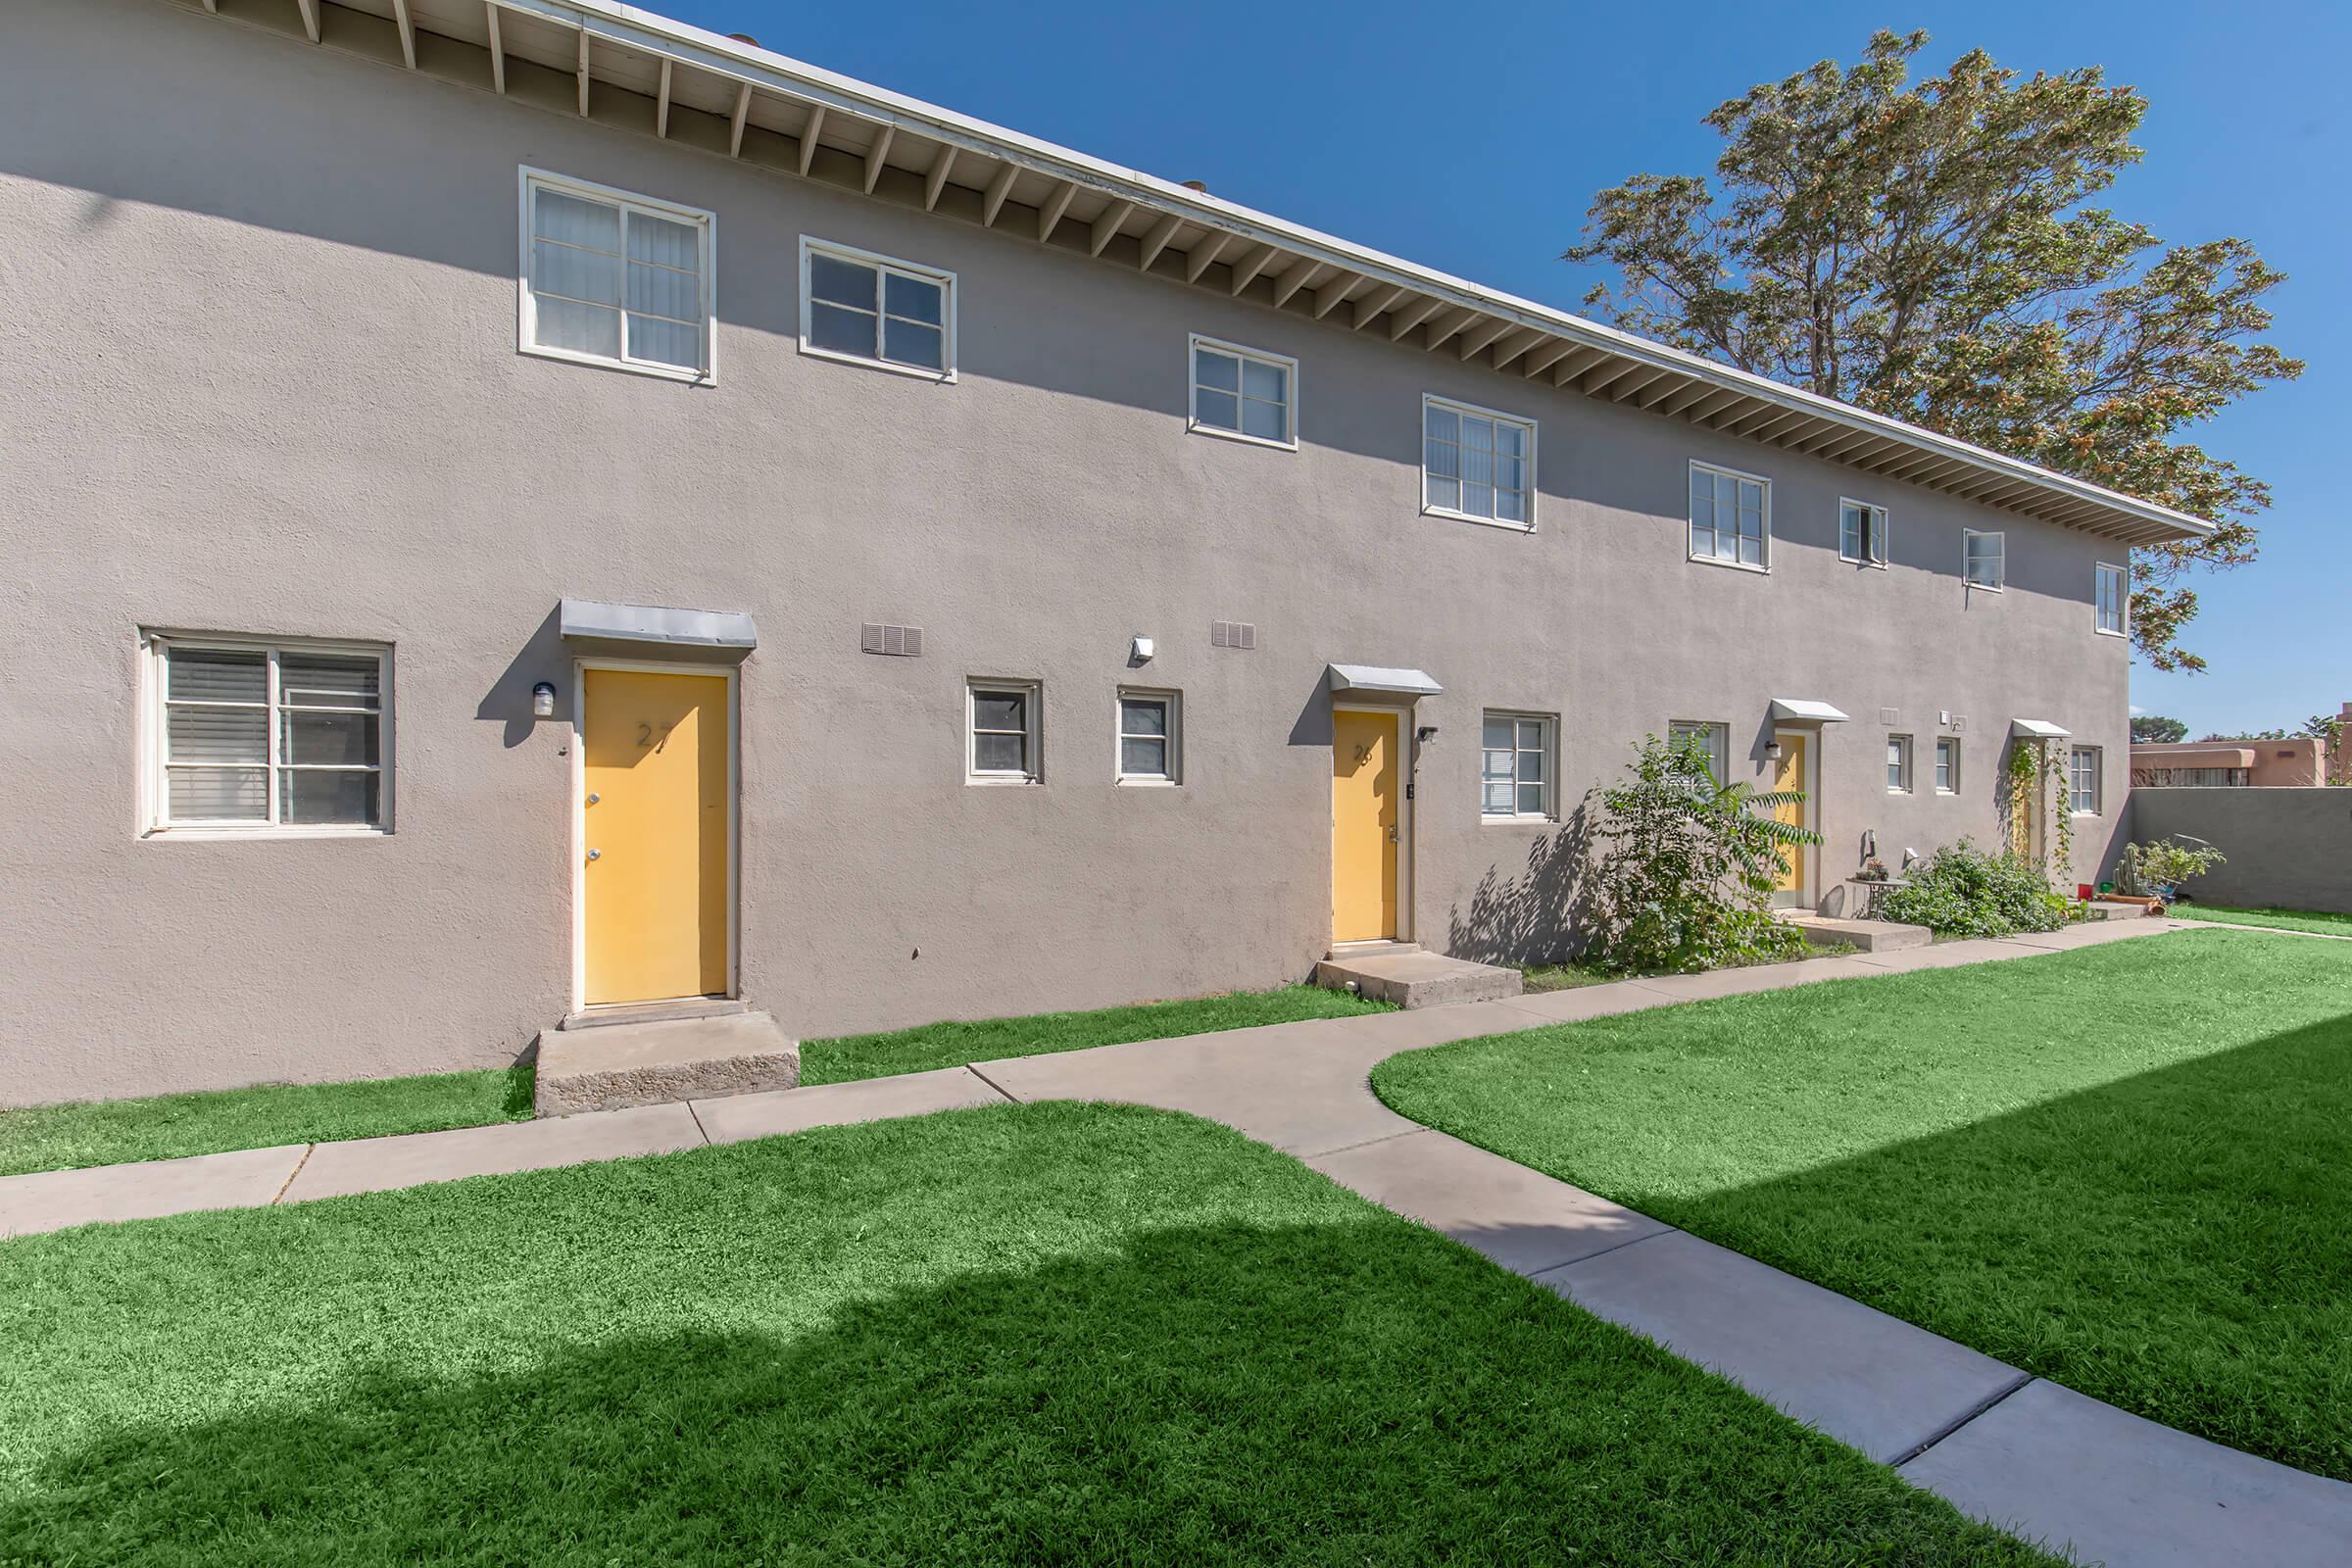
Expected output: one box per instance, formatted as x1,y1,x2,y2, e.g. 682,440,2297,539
1839,501,1888,567
149,636,389,834
2095,563,2128,636
1669,720,1732,786
1424,397,1535,528
1886,734,1914,794
1964,529,2005,590
967,680,1040,783
1689,462,1768,568
1481,713,1553,820
1117,691,1180,784
802,238,955,378
520,169,713,381
1935,737,1959,794
2069,746,2102,815
1189,334,1295,448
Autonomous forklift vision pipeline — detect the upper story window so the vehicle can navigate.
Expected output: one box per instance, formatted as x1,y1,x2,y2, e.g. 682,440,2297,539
1117,690,1181,784
967,680,1040,784
1886,734,1914,794
1424,397,1535,529
1964,529,2005,590
1839,501,1888,567
1935,737,1960,794
1669,720,1732,786
2095,563,2128,636
2069,745,2102,815
802,238,955,380
1189,334,1296,449
1689,462,1769,570
1481,713,1554,820
147,635,389,836
520,169,713,382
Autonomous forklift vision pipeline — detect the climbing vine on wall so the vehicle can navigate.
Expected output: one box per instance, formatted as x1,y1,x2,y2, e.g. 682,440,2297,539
1999,738,2073,887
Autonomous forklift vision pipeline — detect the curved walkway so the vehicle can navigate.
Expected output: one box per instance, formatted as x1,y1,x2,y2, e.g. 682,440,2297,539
6,916,2348,1566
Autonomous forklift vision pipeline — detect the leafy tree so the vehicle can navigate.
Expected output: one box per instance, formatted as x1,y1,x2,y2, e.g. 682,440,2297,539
1583,732,1819,974
2131,714,2187,744
1564,29,2301,672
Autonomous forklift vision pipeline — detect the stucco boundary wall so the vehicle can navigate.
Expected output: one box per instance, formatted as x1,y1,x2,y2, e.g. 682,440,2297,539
2129,789,2352,914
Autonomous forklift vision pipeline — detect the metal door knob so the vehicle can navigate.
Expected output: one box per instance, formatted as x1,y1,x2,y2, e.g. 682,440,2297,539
586,849,602,861
586,792,601,805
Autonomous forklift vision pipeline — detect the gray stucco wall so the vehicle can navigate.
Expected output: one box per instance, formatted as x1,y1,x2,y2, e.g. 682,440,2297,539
0,0,2133,1104
2129,791,2352,914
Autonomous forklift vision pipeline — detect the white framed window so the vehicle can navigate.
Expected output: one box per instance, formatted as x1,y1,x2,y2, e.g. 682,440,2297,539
1689,461,1769,569
1935,737,1959,794
144,635,390,836
1116,690,1181,784
1964,529,2005,590
1423,396,1535,529
801,237,956,380
1669,720,1732,786
518,168,714,383
1188,333,1296,449
2095,563,2128,636
2070,745,2102,815
1887,734,1914,794
966,680,1040,784
1481,712,1554,820
1839,500,1888,567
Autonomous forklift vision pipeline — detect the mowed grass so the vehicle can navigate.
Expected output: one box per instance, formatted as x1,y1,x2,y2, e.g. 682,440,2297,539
0,1065,532,1178
2170,903,2352,938
802,984,1389,1085
0,1102,2055,1566
1375,929,2352,1480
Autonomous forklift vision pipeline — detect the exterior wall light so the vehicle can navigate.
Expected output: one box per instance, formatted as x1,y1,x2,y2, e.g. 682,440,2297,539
1764,739,1785,762
531,680,558,718
1130,635,1154,662
1416,726,1440,744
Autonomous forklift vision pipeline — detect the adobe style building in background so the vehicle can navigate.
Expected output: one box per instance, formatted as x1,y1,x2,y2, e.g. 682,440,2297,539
0,0,2211,1105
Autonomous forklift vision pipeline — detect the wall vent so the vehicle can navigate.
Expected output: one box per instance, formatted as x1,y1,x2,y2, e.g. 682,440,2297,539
1878,707,1899,726
1210,619,1256,650
860,622,924,657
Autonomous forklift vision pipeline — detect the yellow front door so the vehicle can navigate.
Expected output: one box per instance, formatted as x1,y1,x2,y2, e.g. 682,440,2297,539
1332,709,1400,943
1772,730,1810,906
582,667,731,1005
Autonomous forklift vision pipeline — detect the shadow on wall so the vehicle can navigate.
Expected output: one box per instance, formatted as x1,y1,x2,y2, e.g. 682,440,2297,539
1447,795,1596,964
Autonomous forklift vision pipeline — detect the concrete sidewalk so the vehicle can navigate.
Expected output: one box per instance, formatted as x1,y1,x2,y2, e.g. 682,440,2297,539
6,916,2346,1565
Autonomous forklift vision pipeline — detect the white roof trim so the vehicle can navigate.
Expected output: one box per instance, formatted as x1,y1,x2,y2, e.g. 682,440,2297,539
560,597,757,648
1770,698,1851,723
2011,718,2073,739
1328,664,1443,697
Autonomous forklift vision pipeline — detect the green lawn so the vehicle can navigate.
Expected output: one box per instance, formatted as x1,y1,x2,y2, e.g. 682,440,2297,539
2169,903,2352,938
0,1102,2049,1566
0,1065,532,1178
802,984,1389,1084
1375,929,2352,1481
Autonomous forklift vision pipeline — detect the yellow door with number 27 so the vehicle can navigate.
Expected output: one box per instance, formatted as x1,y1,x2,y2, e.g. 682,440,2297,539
582,668,731,1005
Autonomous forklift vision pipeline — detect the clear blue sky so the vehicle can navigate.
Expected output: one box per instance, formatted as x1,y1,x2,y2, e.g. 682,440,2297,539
671,0,2343,739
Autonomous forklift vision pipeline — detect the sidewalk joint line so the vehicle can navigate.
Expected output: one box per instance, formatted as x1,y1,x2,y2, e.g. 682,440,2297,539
1888,1372,2036,1468
684,1100,714,1146
270,1145,316,1205
1525,1226,1676,1281
1299,1126,1426,1161
964,1063,1020,1102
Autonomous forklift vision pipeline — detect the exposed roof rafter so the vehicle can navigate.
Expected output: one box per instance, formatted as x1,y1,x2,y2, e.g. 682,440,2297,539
1228,243,1279,296
796,104,826,175
728,81,752,157
1137,211,1184,271
391,0,416,68
982,162,1018,226
655,57,671,135
923,144,957,211
1036,180,1076,243
296,0,320,43
1350,282,1408,331
483,2,504,91
860,123,894,193
1184,232,1233,283
1089,199,1133,258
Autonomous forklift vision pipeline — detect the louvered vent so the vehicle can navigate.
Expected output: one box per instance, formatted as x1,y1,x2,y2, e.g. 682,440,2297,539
1879,707,1899,726
1210,619,1256,650
860,623,924,657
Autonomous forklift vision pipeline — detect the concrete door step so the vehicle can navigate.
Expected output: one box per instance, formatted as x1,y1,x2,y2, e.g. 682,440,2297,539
1781,911,1933,954
1314,948,1522,1009
534,1009,800,1116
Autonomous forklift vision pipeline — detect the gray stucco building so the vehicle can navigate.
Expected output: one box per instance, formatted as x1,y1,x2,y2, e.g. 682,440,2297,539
0,0,2207,1105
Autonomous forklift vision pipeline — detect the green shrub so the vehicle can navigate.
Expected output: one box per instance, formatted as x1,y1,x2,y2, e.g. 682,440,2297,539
1881,840,2070,937
1583,732,1820,974
2121,837,2226,899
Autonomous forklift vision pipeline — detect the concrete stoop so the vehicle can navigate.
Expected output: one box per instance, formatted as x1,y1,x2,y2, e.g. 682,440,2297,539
534,1009,801,1116
1781,911,1933,954
1315,943,1523,1009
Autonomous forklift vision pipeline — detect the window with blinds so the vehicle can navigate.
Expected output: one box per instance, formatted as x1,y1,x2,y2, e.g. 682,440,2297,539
1689,461,1769,568
151,637,388,832
1481,712,1554,820
521,170,713,380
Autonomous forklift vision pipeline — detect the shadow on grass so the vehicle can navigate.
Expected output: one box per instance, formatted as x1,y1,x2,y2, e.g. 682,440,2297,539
3,1219,2052,1566
1593,1018,2352,1483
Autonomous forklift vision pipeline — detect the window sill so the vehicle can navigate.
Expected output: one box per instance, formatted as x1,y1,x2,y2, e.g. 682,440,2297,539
143,825,391,841
798,342,956,383
519,342,713,386
1115,776,1180,788
1689,553,1770,575
2093,627,2127,639
1936,788,1958,797
1966,581,2005,594
1840,557,1889,570
1187,420,1297,453
1481,814,1555,827
1424,505,1534,533
966,774,1040,787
